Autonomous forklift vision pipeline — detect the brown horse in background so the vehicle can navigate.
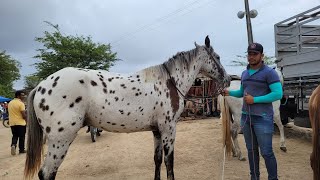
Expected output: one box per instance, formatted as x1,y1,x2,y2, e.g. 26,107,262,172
309,85,320,180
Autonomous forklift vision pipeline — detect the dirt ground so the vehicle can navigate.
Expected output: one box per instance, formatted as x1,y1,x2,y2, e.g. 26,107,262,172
0,118,313,180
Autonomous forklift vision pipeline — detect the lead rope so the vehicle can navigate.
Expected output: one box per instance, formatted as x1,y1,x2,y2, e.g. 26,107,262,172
221,96,228,180
221,96,226,180
247,104,258,180
221,95,257,180
241,102,257,179
222,144,226,180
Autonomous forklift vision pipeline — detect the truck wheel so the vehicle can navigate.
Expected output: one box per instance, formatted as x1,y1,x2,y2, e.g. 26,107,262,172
281,116,289,125
294,116,311,128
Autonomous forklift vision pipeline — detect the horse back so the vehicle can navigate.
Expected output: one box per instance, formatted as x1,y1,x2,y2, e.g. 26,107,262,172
33,67,182,133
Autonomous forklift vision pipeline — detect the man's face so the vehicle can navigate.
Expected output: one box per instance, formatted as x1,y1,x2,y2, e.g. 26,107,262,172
247,52,264,66
19,93,26,101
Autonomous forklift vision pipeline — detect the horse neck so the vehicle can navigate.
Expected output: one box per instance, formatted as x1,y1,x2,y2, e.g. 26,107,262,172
165,54,202,96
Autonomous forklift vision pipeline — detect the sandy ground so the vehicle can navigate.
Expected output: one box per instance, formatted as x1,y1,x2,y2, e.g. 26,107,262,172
0,118,313,180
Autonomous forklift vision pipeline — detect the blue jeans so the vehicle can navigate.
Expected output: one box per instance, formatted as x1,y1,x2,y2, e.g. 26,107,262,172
241,114,278,180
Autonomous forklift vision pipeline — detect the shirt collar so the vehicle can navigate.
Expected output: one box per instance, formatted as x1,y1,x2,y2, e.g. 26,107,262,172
246,61,266,70
14,98,22,102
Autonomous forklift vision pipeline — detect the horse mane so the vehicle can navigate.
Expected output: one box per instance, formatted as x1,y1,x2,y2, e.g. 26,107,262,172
140,48,199,82
309,85,320,180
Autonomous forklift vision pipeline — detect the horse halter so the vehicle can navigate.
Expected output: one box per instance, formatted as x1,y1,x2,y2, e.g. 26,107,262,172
162,63,213,106
203,47,228,96
162,63,186,99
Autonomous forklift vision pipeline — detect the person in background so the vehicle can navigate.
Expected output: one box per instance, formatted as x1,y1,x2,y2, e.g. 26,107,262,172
223,43,283,180
8,91,27,155
0,103,4,114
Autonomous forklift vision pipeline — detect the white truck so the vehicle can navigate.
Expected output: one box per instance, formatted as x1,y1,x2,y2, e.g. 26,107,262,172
275,5,320,127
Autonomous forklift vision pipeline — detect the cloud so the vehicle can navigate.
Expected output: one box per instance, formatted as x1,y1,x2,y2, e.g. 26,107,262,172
0,0,319,89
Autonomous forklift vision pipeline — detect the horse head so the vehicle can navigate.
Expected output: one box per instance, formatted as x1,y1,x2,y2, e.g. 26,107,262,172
195,36,231,94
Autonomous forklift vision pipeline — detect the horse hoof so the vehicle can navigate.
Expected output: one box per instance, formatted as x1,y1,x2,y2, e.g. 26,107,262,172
239,157,246,161
280,147,287,152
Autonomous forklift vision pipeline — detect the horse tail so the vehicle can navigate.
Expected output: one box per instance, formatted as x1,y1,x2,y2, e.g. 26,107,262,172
309,85,320,180
24,89,44,179
219,95,232,156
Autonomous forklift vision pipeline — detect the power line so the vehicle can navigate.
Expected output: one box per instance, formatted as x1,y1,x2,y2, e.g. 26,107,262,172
111,0,217,46
148,0,218,33
255,0,273,11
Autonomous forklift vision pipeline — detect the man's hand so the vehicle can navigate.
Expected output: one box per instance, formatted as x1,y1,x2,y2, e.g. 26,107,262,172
222,89,229,96
244,93,254,104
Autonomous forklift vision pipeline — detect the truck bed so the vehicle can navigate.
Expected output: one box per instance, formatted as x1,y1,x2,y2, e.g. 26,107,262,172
275,5,320,79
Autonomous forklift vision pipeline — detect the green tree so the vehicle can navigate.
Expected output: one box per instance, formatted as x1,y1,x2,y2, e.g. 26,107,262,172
33,22,118,79
230,54,276,66
24,74,41,90
0,51,21,98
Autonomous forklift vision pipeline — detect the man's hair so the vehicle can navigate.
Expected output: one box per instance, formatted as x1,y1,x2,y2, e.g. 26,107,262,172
15,90,25,98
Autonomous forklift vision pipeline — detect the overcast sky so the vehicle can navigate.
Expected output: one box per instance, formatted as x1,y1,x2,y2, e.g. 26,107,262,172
1,0,319,89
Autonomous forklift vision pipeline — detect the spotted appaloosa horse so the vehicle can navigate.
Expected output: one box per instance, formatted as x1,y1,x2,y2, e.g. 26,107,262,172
24,36,230,180
221,68,287,161
309,85,320,180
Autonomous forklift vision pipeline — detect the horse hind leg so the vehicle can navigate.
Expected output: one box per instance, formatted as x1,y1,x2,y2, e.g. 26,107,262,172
38,115,83,179
153,131,163,180
38,131,79,180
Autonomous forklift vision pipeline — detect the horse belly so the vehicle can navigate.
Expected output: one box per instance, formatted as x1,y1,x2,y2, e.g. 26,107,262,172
87,105,157,133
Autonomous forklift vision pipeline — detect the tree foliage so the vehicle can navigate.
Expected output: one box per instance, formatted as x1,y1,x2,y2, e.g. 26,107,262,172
24,74,41,91
230,54,276,66
33,22,118,79
0,51,21,98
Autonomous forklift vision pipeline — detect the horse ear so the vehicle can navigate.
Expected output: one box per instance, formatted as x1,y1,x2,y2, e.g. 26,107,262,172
205,35,210,48
194,42,200,48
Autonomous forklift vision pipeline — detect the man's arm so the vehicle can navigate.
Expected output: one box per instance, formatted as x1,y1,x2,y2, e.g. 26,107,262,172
21,110,27,120
19,103,27,120
253,82,283,103
228,84,244,98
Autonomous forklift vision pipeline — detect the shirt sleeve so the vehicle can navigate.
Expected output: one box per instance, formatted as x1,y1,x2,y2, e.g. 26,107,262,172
19,102,26,112
266,68,280,85
229,84,244,98
253,82,283,103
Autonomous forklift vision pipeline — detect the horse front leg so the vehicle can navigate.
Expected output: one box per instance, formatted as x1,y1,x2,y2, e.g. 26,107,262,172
274,113,287,152
153,131,163,180
162,126,176,180
231,122,246,161
164,146,174,180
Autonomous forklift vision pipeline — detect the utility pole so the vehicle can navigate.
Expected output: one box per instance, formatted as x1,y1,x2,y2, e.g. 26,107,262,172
237,0,258,45
244,0,253,45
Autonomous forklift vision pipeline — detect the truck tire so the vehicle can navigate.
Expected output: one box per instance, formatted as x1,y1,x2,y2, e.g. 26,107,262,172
294,116,311,128
281,116,289,125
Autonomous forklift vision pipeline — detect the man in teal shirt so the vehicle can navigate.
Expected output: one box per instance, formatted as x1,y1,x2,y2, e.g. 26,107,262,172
223,43,283,180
